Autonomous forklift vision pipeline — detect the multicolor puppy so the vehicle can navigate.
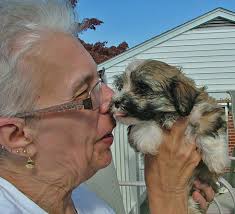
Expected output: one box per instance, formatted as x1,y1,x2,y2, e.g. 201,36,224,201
110,59,228,214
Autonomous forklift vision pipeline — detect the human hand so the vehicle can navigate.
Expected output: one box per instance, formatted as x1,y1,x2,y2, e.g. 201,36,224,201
144,118,201,194
192,180,215,211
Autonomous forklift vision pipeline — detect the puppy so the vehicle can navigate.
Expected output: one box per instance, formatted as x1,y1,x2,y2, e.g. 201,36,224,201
110,59,228,214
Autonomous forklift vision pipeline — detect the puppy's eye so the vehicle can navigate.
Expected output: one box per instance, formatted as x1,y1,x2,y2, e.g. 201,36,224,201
135,81,153,94
113,75,124,91
116,84,123,91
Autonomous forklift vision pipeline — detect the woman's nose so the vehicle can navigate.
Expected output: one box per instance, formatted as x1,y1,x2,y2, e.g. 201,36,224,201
100,84,114,113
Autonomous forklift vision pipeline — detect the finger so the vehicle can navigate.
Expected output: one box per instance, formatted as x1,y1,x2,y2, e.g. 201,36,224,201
171,117,189,138
192,191,208,210
180,150,201,182
184,134,197,145
170,118,195,149
194,180,215,202
175,143,198,165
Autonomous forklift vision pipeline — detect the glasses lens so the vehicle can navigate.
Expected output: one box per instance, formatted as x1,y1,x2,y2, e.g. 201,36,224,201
91,81,101,110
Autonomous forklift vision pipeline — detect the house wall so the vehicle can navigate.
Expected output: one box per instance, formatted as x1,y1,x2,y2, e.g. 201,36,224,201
105,26,235,100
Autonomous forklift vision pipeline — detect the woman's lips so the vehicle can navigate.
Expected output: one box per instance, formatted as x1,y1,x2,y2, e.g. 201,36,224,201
97,133,114,147
114,112,127,118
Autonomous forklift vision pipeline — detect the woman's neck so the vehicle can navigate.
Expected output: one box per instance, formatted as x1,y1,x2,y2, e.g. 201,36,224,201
0,164,80,214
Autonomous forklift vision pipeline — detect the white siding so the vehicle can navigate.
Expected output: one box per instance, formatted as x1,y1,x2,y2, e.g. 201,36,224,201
112,123,143,213
105,27,235,100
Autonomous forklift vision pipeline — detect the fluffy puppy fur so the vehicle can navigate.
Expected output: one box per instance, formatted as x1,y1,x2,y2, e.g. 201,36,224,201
110,59,228,214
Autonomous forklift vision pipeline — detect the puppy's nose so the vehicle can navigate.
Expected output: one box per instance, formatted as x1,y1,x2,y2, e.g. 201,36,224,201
114,100,121,108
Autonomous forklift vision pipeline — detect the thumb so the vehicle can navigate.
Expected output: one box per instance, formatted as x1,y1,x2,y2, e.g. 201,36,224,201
171,117,189,141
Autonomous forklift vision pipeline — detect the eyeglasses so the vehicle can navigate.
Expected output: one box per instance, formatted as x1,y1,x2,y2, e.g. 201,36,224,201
14,79,102,118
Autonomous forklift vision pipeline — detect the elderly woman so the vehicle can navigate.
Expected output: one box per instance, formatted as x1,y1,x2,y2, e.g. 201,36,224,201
0,0,213,213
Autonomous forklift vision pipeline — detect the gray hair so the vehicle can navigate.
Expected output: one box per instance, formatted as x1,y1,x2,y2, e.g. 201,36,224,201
0,0,77,116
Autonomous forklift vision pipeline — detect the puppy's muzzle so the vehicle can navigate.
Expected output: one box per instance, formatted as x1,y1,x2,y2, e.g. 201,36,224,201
112,97,129,110
113,100,121,108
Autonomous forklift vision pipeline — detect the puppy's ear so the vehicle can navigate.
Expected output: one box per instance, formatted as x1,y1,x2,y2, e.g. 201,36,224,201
113,74,124,91
169,77,199,116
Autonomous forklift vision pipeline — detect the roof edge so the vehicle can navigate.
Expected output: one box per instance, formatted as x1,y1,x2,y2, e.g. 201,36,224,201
98,7,235,70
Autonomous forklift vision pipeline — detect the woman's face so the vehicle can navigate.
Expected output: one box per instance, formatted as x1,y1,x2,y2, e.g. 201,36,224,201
30,33,115,184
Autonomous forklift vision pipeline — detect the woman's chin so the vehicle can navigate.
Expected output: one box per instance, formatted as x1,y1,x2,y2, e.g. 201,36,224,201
98,150,112,169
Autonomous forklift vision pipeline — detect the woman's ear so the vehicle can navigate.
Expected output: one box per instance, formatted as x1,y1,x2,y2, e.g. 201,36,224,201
0,117,36,157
